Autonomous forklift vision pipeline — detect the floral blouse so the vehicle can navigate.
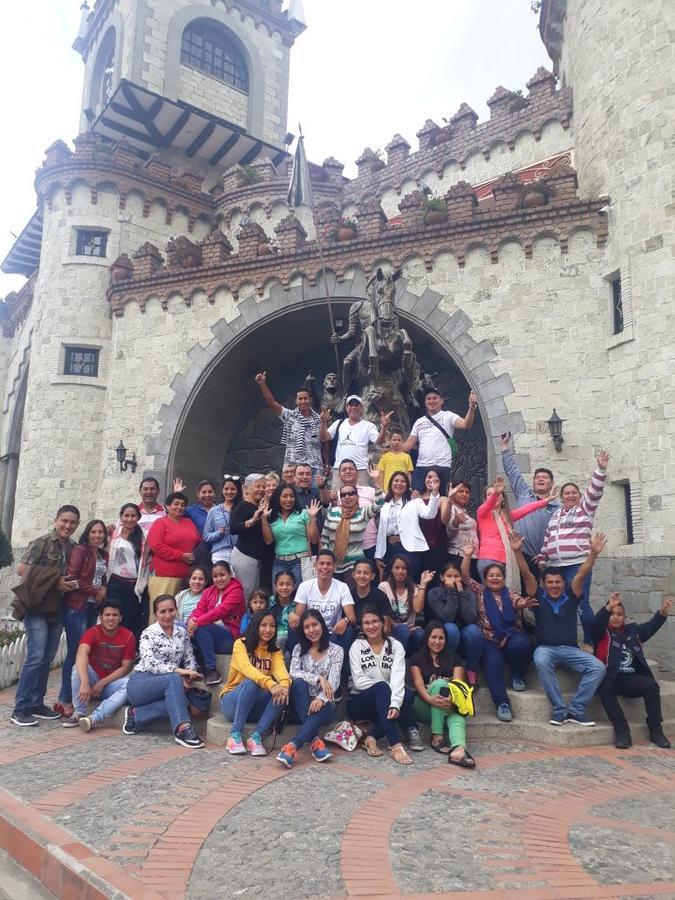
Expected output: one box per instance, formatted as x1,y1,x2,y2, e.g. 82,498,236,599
289,642,344,701
134,621,198,675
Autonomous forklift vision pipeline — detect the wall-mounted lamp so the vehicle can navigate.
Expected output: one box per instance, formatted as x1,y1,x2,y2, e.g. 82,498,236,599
547,409,564,452
115,440,137,474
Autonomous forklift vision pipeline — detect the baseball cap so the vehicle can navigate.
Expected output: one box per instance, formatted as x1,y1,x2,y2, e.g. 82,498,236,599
346,395,363,405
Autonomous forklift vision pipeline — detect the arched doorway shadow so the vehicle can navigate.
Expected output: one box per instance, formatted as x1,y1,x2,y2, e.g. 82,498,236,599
168,298,488,509
1,367,28,540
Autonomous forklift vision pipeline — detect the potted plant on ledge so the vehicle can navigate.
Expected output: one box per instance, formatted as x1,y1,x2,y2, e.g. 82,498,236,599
424,197,448,226
328,217,359,242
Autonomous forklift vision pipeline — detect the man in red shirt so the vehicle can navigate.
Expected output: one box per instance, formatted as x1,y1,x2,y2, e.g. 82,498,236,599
63,600,136,731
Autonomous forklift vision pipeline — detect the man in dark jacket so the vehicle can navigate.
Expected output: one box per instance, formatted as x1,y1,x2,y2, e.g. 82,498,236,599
426,561,483,688
10,505,80,727
592,592,672,749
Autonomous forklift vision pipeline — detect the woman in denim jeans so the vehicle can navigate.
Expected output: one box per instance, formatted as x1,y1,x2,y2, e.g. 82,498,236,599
277,609,342,768
57,520,108,718
124,595,204,749
260,484,320,584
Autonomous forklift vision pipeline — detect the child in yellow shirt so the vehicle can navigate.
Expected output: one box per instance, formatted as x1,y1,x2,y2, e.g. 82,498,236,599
377,431,414,492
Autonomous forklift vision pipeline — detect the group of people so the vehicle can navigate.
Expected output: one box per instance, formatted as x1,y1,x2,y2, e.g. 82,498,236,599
8,376,672,764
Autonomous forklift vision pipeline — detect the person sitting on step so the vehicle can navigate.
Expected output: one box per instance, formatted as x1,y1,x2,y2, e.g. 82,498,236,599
64,600,135,731
277,609,343,768
518,532,607,727
219,610,290,756
186,560,245,686
592,592,672,749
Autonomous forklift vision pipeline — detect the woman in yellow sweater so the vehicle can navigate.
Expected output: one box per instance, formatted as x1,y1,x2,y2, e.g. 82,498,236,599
220,610,290,756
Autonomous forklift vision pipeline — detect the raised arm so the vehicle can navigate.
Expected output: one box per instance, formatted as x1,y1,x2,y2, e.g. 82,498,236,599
509,532,537,596
580,451,609,517
500,433,532,501
453,390,478,430
570,532,607,597
318,407,333,443
254,371,283,416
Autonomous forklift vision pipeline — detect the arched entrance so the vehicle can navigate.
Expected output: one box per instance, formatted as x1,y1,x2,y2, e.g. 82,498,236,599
168,298,488,508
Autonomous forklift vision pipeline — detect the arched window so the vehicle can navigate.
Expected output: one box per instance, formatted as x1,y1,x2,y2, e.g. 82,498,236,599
181,21,248,92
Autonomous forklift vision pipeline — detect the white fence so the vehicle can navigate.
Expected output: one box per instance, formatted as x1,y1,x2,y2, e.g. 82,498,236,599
0,625,67,690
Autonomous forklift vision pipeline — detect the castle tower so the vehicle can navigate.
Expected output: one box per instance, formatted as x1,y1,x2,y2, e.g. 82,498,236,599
74,0,305,154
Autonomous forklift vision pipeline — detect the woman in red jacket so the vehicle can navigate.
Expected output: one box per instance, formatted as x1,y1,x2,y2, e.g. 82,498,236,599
57,520,108,717
147,492,201,613
186,561,245,685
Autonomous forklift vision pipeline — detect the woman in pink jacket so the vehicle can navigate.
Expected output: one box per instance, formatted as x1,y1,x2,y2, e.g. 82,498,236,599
186,561,245,685
477,476,557,591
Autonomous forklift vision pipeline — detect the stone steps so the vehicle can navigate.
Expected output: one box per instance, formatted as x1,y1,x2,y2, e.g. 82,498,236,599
94,655,674,750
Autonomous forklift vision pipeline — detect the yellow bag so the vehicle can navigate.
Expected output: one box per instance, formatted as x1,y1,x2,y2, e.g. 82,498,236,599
448,679,475,717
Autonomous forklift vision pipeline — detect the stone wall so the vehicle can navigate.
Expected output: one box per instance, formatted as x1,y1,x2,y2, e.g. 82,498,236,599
179,63,249,128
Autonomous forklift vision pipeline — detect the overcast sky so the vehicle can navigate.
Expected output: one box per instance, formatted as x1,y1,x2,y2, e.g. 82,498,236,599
0,0,549,295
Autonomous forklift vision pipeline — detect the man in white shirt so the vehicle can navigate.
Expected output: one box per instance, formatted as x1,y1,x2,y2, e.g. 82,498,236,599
320,395,391,488
403,387,478,493
137,477,166,537
288,549,357,681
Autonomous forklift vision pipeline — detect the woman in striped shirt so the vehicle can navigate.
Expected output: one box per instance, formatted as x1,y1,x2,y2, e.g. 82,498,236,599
537,450,609,645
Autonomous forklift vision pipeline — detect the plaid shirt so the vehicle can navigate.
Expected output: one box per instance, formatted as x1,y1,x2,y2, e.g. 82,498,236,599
21,529,75,573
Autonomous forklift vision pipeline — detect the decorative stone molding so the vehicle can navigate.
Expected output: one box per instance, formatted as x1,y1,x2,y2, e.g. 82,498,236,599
147,279,521,479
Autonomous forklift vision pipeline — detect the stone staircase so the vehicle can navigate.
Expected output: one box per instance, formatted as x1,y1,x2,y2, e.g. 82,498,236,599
200,654,675,749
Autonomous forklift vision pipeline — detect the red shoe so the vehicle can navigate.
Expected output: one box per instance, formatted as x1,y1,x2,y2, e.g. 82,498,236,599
52,702,66,717
466,671,479,691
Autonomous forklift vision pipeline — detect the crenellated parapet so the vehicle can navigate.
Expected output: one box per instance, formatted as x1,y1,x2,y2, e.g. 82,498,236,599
34,133,215,232
344,66,571,203
107,161,608,316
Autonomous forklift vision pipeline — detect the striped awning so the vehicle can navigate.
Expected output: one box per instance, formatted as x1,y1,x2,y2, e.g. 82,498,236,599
1,210,43,276
93,80,288,169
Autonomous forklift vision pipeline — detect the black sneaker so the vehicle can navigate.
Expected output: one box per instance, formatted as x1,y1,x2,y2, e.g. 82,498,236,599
10,711,38,727
122,706,137,735
175,725,204,749
32,704,61,720
615,731,632,750
564,713,595,727
649,731,672,749
205,669,222,686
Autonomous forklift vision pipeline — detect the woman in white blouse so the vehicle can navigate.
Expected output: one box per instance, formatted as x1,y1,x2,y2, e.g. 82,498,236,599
276,609,343,768
374,471,440,580
124,595,204,749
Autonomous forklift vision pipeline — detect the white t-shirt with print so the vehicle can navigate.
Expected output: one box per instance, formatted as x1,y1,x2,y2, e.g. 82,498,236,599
295,578,354,631
411,410,460,467
328,418,379,469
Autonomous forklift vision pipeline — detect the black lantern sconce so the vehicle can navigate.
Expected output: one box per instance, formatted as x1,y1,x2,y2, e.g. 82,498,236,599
547,409,564,452
115,440,137,474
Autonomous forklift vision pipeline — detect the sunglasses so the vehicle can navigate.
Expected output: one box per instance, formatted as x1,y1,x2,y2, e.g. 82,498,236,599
222,474,241,481
340,491,358,498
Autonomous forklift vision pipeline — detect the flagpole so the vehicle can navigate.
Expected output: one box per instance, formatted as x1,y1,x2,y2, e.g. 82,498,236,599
287,128,343,390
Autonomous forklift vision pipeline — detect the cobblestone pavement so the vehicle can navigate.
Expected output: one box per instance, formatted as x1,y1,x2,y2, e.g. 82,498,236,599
0,676,673,899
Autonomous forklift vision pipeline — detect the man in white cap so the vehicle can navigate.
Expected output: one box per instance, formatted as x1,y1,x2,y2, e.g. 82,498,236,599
320,396,391,489
229,473,267,598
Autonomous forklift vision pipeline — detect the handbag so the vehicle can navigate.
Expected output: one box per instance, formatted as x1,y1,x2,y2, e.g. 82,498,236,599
185,686,212,719
425,413,458,456
324,719,365,752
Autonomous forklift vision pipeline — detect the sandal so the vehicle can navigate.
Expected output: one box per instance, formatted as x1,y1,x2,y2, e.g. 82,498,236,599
390,744,413,766
363,736,383,758
448,746,476,769
431,740,452,755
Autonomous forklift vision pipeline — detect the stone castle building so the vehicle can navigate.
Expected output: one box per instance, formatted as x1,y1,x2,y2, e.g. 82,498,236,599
0,0,672,664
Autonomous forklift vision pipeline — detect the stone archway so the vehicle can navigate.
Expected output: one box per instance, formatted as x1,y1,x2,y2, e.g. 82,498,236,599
149,277,524,498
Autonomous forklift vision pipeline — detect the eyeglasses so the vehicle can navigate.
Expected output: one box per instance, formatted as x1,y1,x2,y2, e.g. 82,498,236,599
222,474,241,481
340,491,358,498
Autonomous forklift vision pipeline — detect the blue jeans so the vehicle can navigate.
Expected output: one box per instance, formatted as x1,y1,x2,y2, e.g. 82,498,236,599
13,612,64,715
443,623,484,673
347,682,417,747
286,624,355,681
482,632,533,707
289,679,336,748
59,606,97,705
392,623,424,656
126,671,192,733
533,644,606,720
272,558,303,586
193,624,234,671
560,563,594,644
71,664,129,723
220,679,285,735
